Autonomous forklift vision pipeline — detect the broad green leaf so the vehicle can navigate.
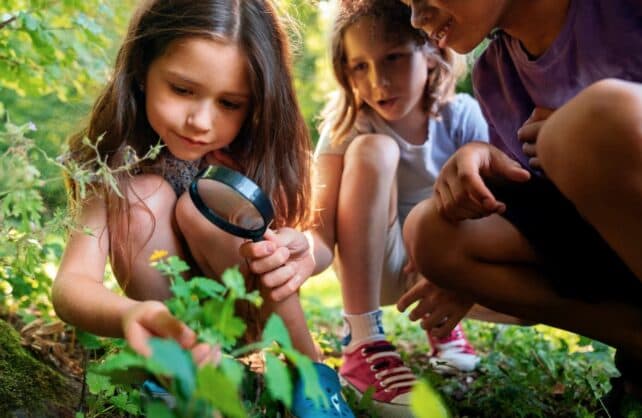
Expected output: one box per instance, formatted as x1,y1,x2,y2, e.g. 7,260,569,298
262,314,293,349
148,338,196,398
196,364,247,418
169,275,191,300
85,371,115,396
222,266,246,296
145,401,177,418
190,276,226,298
410,380,450,418
265,352,293,408
93,349,147,372
220,356,245,386
283,349,325,409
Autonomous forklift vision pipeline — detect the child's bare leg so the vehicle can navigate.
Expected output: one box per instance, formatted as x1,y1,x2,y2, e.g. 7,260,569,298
175,194,319,359
537,79,642,279
335,134,399,313
111,174,186,301
404,198,642,353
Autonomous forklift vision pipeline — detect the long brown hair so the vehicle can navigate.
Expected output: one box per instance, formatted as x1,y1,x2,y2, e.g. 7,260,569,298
66,0,312,275
321,0,466,145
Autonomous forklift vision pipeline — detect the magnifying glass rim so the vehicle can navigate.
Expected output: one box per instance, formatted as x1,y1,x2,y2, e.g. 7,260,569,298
189,164,274,240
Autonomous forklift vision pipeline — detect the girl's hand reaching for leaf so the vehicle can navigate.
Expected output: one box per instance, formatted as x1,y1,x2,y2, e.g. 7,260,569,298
239,228,315,302
122,300,219,366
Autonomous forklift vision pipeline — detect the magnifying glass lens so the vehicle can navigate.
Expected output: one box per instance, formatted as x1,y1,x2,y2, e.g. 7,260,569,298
196,178,266,230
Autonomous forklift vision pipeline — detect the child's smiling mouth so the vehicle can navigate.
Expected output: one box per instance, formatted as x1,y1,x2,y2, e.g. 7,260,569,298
431,17,453,47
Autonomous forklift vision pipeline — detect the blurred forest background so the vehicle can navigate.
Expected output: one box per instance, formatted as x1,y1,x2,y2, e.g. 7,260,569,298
0,1,639,417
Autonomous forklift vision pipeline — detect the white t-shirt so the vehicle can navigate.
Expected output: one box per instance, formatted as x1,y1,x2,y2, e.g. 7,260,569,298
316,93,489,225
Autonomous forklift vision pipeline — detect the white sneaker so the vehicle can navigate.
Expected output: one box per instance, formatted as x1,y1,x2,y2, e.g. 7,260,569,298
427,323,480,374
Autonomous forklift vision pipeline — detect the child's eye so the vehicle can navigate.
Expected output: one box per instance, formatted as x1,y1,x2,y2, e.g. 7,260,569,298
170,84,193,96
351,62,367,73
219,99,243,110
386,53,403,62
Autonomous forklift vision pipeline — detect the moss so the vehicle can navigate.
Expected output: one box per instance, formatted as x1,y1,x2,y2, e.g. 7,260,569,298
0,319,79,417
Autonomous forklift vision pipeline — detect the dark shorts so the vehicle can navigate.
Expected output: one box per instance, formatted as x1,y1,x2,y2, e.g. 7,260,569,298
487,176,642,304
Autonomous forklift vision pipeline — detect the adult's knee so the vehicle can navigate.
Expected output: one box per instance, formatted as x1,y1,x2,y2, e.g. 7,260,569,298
343,134,400,176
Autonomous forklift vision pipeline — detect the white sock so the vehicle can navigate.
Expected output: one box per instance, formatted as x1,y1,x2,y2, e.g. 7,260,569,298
342,309,385,352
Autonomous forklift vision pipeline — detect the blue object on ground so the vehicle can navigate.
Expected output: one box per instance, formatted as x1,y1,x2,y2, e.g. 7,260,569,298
142,378,176,409
292,362,355,418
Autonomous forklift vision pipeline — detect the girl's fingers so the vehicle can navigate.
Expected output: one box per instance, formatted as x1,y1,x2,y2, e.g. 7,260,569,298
521,141,537,157
516,121,541,143
428,315,461,338
488,147,531,183
260,263,296,288
145,309,196,349
397,280,429,312
124,322,153,357
192,343,221,366
248,246,290,274
238,239,275,259
124,302,196,357
270,273,305,302
409,292,436,321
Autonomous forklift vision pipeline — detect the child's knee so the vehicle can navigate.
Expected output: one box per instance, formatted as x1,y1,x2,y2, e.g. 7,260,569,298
124,174,177,236
581,79,642,143
175,192,216,244
344,133,400,175
538,79,642,193
403,199,456,280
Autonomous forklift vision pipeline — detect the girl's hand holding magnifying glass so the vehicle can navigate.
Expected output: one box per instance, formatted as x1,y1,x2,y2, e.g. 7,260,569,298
239,228,315,302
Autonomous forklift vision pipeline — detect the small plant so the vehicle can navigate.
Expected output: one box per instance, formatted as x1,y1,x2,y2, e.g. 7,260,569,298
89,254,325,417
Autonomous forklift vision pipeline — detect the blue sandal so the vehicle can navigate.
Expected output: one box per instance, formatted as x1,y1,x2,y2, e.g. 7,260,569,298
141,378,176,408
292,362,355,418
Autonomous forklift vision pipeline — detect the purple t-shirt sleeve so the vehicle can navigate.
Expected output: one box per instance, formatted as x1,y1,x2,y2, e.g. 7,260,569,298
473,0,642,171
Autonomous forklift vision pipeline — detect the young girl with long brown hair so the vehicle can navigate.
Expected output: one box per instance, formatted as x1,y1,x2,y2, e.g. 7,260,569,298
52,1,353,416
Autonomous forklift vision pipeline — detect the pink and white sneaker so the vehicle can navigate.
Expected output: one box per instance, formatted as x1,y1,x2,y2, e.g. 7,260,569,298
339,340,415,418
427,323,479,374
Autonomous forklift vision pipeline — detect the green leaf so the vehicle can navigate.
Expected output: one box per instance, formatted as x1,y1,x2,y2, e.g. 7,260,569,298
283,349,325,409
148,338,196,398
77,330,106,350
196,364,247,418
93,349,147,373
145,401,177,418
220,356,246,386
85,371,115,396
262,314,293,349
190,276,226,298
169,276,191,300
264,352,293,408
202,297,246,347
222,266,246,296
410,380,450,418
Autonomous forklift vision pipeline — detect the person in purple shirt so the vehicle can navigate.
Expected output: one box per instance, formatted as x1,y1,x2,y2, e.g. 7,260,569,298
395,0,642,410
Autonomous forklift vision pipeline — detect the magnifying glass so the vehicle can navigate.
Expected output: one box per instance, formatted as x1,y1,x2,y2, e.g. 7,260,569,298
188,165,274,242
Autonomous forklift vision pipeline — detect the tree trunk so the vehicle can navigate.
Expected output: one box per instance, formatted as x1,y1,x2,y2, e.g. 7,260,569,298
0,318,82,418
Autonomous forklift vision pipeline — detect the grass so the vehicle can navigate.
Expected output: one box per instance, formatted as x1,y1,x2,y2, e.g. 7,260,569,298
300,269,642,418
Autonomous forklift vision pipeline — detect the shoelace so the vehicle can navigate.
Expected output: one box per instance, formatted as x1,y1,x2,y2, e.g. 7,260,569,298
362,344,415,392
